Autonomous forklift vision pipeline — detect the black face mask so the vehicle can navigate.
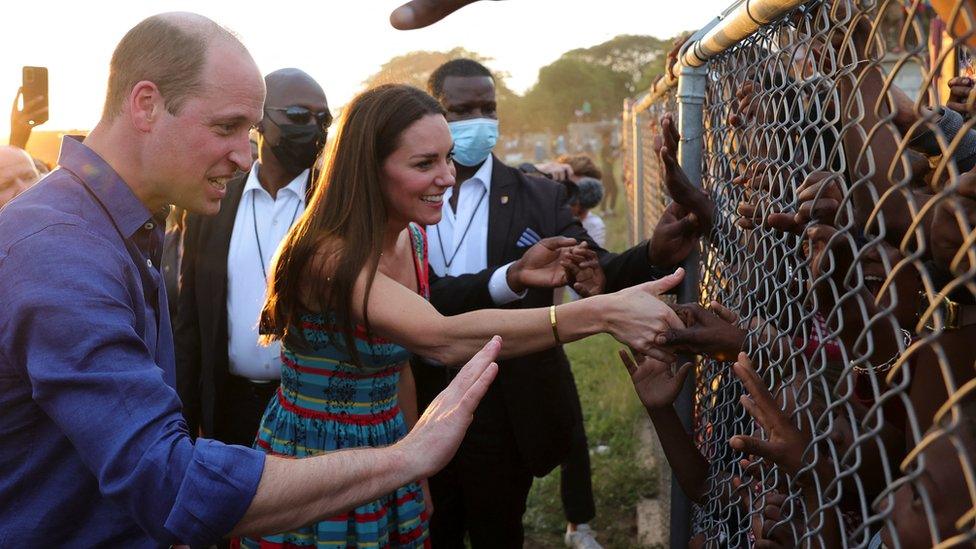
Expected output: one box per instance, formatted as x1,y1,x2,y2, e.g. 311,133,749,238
266,117,325,174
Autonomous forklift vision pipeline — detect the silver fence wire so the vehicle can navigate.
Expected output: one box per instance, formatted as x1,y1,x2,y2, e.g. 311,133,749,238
624,94,677,243
625,0,976,547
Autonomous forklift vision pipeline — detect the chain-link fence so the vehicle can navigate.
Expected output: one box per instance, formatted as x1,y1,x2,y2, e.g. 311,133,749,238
624,94,677,244
624,0,976,546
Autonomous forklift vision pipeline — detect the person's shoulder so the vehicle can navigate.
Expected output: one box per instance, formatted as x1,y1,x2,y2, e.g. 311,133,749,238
494,159,562,198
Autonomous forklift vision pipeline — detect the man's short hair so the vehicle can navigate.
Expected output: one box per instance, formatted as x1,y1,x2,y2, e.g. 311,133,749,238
428,58,494,100
102,14,238,119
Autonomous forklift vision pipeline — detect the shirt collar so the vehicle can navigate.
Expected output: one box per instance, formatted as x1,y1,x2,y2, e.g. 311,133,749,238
58,136,155,238
465,156,493,192
244,161,309,203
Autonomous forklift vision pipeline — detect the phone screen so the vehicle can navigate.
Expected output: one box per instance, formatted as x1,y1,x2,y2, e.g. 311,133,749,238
22,66,49,126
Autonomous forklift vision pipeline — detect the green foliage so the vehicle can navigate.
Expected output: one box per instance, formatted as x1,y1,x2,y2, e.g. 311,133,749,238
520,57,630,132
361,34,680,136
564,34,672,95
520,34,676,132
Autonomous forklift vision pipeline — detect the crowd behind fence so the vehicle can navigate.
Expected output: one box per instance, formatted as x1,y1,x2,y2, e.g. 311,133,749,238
623,0,976,546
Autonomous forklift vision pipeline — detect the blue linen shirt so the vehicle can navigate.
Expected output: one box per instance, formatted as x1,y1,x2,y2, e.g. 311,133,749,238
0,137,266,547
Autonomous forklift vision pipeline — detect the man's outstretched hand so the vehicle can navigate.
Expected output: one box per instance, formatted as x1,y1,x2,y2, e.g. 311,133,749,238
390,0,496,30
648,114,715,268
398,336,501,478
507,236,579,292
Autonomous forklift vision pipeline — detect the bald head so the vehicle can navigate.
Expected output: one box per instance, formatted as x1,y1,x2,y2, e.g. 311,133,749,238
0,146,40,209
257,68,329,176
264,68,327,112
102,11,256,120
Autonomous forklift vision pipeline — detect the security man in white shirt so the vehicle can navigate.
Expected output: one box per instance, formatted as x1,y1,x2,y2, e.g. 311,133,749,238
175,68,330,446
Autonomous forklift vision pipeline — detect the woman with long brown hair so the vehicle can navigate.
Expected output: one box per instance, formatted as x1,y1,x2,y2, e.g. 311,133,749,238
243,84,683,548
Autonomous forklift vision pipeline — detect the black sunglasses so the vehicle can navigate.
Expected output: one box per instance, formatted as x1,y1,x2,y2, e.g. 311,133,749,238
265,106,332,129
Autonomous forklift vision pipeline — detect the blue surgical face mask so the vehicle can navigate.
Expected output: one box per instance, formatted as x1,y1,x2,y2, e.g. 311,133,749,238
448,118,499,167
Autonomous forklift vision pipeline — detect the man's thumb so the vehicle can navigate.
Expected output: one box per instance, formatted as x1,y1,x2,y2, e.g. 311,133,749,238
541,236,577,249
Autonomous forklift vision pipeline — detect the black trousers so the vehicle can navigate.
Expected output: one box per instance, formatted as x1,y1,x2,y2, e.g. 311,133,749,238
213,374,280,447
560,371,596,525
427,384,534,549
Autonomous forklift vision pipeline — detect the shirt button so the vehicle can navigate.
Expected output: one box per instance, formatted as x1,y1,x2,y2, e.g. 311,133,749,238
147,258,153,268
144,222,154,231
272,218,279,226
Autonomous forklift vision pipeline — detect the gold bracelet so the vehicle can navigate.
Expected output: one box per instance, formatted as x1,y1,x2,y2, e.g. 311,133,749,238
550,305,562,344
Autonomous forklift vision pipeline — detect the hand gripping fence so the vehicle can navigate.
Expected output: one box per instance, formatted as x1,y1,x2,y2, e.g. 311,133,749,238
624,0,976,547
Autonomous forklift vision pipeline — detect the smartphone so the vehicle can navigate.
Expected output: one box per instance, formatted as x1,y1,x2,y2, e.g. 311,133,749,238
22,66,49,126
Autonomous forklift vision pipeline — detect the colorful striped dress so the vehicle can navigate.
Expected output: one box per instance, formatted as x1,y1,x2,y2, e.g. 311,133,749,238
240,224,430,549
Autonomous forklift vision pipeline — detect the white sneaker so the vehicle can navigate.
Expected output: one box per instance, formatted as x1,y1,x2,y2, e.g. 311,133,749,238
565,523,603,549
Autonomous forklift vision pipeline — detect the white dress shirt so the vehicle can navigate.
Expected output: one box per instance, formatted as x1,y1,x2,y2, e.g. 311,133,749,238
226,163,308,380
582,213,606,248
427,158,524,304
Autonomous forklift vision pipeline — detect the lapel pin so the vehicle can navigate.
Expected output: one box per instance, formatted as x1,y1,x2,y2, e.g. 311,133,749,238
501,195,509,204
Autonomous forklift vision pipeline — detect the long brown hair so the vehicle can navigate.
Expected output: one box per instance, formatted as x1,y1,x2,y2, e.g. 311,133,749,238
260,84,444,365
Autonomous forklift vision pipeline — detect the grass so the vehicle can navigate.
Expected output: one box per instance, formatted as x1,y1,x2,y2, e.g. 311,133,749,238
523,198,658,548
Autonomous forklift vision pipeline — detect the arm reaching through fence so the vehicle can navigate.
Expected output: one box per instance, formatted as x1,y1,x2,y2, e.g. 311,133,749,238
619,348,709,503
648,114,715,269
729,353,844,548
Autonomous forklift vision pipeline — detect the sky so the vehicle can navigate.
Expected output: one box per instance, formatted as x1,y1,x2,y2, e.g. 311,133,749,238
0,0,733,136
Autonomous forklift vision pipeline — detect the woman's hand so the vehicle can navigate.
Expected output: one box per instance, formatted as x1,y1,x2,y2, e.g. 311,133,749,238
598,268,686,353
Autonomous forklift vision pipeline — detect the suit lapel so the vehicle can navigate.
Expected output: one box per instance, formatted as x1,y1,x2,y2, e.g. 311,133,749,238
487,156,518,267
207,173,247,321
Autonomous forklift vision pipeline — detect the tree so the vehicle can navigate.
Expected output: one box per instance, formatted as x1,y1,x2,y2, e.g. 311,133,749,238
564,34,673,95
518,34,680,132
521,57,628,131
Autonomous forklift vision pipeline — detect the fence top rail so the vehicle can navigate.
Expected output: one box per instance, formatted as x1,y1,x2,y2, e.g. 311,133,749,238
681,0,806,67
631,0,747,113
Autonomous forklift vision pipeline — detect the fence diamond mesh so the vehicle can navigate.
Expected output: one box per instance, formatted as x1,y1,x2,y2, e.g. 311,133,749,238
624,1,976,547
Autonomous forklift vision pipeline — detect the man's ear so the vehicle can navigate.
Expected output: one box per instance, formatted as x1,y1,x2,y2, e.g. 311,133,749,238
128,81,162,132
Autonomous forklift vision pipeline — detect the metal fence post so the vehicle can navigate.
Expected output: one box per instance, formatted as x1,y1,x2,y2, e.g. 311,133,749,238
632,102,646,244
669,60,707,549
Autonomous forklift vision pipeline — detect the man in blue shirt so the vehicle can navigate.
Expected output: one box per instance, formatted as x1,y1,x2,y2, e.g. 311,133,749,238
0,12,500,547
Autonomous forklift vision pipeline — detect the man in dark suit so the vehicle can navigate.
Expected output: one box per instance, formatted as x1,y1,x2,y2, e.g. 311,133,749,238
413,59,713,548
175,68,330,444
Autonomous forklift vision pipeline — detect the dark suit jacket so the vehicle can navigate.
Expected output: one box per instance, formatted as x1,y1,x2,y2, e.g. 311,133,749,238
416,155,659,477
176,169,317,437
174,174,248,437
